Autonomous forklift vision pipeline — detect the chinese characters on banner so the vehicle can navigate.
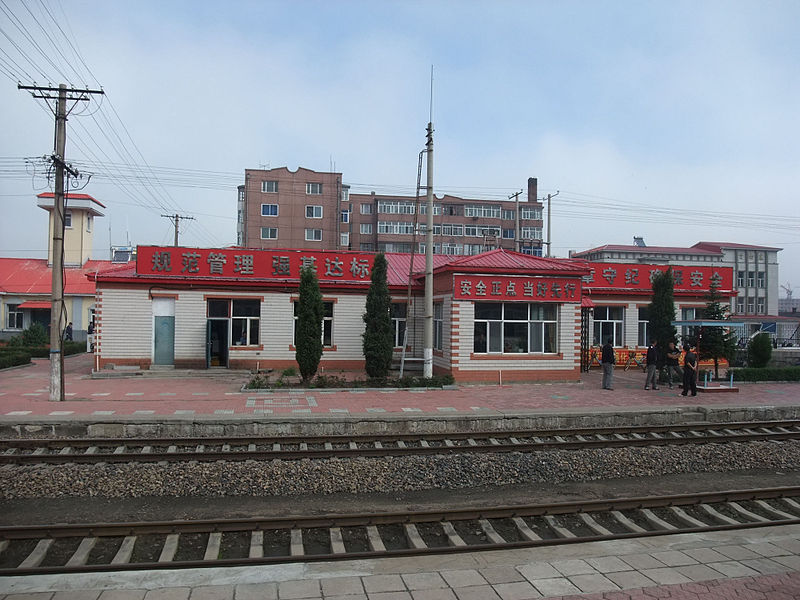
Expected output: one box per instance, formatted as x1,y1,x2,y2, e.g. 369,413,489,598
139,246,374,282
453,275,581,303
580,262,733,292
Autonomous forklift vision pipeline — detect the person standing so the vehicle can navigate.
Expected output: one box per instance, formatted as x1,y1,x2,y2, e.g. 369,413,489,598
644,340,659,390
664,341,683,389
64,322,73,341
601,337,615,390
681,344,698,397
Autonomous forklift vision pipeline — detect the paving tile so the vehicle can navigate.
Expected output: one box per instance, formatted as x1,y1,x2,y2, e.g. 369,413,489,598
362,575,406,594
517,562,562,581
567,573,619,593
234,582,277,600
773,554,800,570
740,557,793,574
187,585,233,600
745,542,792,557
619,554,665,570
320,577,364,597
551,559,596,576
52,593,101,600
143,590,191,600
478,566,526,584
402,572,447,591
325,595,367,600
410,589,457,600
530,578,581,597
715,544,763,560
440,570,487,588
3,594,56,600
585,556,633,573
453,586,501,600
638,567,691,585
491,581,542,600
650,550,698,566
97,592,146,600
706,560,761,577
277,579,320,599
682,547,730,563
605,570,657,590
772,538,800,554
675,563,726,582
368,593,412,600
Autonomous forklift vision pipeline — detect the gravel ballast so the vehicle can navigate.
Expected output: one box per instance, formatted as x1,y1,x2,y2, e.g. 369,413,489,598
2,441,799,499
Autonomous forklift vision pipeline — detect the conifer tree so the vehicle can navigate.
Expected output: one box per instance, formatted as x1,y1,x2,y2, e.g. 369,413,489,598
699,275,737,378
362,253,393,378
295,266,323,384
648,268,677,359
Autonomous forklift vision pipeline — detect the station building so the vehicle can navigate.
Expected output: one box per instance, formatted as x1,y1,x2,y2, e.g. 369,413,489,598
90,245,588,383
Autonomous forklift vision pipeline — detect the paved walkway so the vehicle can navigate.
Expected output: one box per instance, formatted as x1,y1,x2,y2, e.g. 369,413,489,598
0,354,798,418
2,525,800,599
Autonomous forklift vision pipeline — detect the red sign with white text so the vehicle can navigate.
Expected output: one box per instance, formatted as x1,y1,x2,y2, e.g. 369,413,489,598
581,262,733,293
453,275,581,303
136,246,375,283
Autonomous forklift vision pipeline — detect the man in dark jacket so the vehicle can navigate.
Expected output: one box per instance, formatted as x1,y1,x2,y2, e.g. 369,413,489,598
601,337,615,390
681,344,698,397
664,341,682,389
644,340,659,390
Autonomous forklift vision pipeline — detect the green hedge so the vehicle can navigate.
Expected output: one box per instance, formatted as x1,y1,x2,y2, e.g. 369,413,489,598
0,342,86,358
726,367,800,382
0,351,31,369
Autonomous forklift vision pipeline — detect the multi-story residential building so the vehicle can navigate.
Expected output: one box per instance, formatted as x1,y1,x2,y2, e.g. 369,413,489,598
238,167,544,256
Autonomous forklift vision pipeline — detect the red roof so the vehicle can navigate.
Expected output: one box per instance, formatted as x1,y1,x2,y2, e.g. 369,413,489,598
0,258,111,296
435,248,589,276
36,192,106,209
384,253,457,286
572,244,720,257
18,301,51,309
692,241,782,252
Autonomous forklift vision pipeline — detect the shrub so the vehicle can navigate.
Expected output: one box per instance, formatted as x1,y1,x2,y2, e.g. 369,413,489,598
726,367,800,382
0,351,31,369
7,322,48,347
295,267,323,384
747,333,773,368
362,253,393,378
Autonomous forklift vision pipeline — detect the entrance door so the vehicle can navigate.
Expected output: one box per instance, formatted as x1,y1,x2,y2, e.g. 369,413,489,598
152,298,175,366
206,319,228,368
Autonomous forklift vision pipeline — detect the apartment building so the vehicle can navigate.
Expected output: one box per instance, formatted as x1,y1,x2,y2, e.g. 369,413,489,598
238,167,544,256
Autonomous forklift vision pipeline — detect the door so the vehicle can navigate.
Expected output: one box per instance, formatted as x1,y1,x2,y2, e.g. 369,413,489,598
152,297,175,366
206,319,228,368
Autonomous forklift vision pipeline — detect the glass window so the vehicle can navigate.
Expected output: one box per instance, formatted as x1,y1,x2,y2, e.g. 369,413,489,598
502,209,515,220
6,304,23,329
736,297,745,313
747,296,755,313
520,206,542,220
360,203,373,214
502,228,515,239
434,303,443,350
64,211,72,228
757,297,765,314
260,227,277,239
473,303,557,354
360,242,374,251
306,182,322,195
340,211,349,223
261,204,278,217
360,223,372,235
638,306,650,347
593,306,624,346
757,271,765,288
293,301,334,347
261,181,278,193
392,303,407,347
520,227,542,240
87,215,92,232
207,299,229,318
232,299,260,345
306,205,323,218
747,271,755,287
305,229,322,241
340,232,349,247
737,271,745,287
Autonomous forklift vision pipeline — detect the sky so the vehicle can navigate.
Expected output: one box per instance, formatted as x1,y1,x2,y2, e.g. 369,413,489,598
1,0,798,296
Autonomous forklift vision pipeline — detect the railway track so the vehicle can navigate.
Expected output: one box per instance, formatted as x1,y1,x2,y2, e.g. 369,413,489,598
2,486,800,575
2,419,800,465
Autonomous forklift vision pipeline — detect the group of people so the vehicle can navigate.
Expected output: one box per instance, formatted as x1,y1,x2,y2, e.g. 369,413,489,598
600,338,698,396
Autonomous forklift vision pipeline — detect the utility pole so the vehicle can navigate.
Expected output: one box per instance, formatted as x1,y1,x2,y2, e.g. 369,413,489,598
161,214,195,247
509,190,522,252
19,84,104,402
423,121,434,379
545,190,559,257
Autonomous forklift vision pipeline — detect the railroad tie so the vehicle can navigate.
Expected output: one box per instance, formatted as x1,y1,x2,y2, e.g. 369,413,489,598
697,503,740,525
113,445,126,454
727,501,770,523
3,448,16,455
249,531,264,558
0,540,7,554
511,517,541,541
196,445,205,454
366,526,386,552
396,441,406,449
444,439,454,447
403,524,427,549
248,443,256,452
640,509,677,530
610,510,647,533
577,513,612,536
668,506,710,528
18,538,53,569
111,536,136,564
141,446,152,454
158,533,180,562
65,537,97,567
32,447,46,455
478,519,506,544
754,499,796,520
783,497,800,512
329,527,346,554
441,522,466,547
59,446,72,455
290,528,304,556
204,532,222,560
544,515,576,538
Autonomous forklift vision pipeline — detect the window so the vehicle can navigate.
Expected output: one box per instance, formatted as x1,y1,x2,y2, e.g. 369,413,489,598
378,200,416,214
747,271,755,287
736,297,745,313
232,299,260,345
360,223,373,235
737,271,745,287
443,204,459,216
261,181,278,193
340,232,349,247
306,182,322,195
392,303,407,347
593,306,623,346
757,297,765,314
261,204,278,217
520,206,542,220
464,244,484,255
502,228,515,239
260,227,277,239
305,228,322,241
502,209,515,220
520,227,543,240
757,271,765,288
473,302,558,354
441,224,463,236
638,306,650,347
6,304,23,329
378,221,415,235
418,203,441,215
434,303,443,350
360,242,374,251
340,210,349,223
294,301,334,347
480,226,501,237
441,243,462,255
87,215,92,233
360,203,373,214
64,210,72,228
379,242,413,253
464,205,501,218
747,296,755,313
306,205,323,218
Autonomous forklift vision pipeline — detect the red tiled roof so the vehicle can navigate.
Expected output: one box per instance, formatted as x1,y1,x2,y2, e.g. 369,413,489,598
0,258,112,295
692,241,783,252
36,192,106,209
18,301,51,309
437,248,589,275
384,253,457,286
572,244,721,257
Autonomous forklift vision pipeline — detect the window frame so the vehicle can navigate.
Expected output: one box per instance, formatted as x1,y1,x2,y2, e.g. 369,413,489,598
260,227,278,240
305,205,323,219
305,228,323,242
473,302,558,354
306,182,323,195
6,304,23,330
434,302,443,350
261,180,278,193
392,303,407,348
293,301,334,348
261,204,279,217
360,223,373,235
592,306,624,347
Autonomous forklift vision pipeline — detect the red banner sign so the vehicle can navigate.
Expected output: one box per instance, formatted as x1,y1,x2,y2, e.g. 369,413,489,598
453,275,581,302
136,246,375,283
581,262,733,292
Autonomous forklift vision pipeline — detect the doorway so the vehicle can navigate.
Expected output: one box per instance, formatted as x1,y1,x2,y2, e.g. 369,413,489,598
152,298,175,366
206,319,228,368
